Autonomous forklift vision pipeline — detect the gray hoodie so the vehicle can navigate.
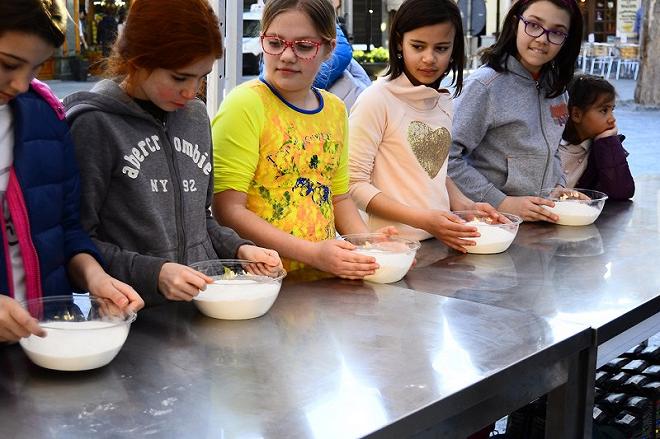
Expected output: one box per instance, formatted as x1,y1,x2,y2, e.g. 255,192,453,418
65,79,250,305
448,56,568,208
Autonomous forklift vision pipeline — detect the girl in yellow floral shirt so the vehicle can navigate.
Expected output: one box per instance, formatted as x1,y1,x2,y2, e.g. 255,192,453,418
212,0,389,278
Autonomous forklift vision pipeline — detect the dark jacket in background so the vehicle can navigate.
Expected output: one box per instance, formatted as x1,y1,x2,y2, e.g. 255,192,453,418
577,134,635,200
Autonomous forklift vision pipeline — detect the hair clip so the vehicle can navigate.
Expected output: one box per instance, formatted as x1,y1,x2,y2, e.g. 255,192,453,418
39,0,54,21
39,0,66,39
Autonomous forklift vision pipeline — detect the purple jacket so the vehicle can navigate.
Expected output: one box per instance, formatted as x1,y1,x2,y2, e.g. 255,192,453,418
577,134,635,200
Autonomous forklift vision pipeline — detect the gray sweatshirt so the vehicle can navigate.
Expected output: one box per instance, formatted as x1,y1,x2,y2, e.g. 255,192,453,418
65,79,251,305
448,56,568,208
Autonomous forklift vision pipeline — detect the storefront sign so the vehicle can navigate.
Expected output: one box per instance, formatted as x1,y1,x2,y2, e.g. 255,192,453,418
617,0,640,38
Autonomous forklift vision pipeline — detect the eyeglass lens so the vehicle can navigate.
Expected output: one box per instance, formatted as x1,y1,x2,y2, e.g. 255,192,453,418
521,18,567,45
261,37,319,59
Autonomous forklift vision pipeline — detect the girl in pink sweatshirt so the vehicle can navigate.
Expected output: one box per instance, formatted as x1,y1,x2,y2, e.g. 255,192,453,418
348,0,501,253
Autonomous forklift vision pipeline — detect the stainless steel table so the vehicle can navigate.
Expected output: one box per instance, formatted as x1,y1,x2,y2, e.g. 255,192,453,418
0,279,591,438
400,176,660,435
401,176,660,365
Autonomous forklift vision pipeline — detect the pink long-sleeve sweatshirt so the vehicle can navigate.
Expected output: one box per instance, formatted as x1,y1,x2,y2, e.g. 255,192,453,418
348,74,453,240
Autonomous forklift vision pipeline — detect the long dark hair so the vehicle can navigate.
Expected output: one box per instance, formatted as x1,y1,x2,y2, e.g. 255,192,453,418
0,0,66,48
563,74,616,143
386,0,465,97
481,0,582,98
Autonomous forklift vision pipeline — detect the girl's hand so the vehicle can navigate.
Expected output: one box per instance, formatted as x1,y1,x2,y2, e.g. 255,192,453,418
237,245,282,268
0,295,45,343
88,274,145,313
158,263,213,301
310,239,380,280
421,210,480,253
498,196,558,222
374,226,399,236
595,123,618,140
236,244,283,276
471,202,510,223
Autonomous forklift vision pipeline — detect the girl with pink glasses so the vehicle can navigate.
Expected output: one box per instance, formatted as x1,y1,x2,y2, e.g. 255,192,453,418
212,0,394,279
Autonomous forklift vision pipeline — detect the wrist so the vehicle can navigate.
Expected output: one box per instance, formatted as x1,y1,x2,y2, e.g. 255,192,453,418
235,244,248,259
292,239,318,267
451,197,473,212
410,208,432,230
497,196,511,210
85,268,109,293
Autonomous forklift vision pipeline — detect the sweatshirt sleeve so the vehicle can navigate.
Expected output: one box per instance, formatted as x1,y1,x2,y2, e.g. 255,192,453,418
449,79,507,207
68,112,167,306
59,128,104,269
347,86,386,210
205,122,253,257
580,134,635,200
553,145,567,187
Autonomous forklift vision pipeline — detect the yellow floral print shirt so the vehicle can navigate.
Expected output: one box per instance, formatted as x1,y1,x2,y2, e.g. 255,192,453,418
212,79,349,271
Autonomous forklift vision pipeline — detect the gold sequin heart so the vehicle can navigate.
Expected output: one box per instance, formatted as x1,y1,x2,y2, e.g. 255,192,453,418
407,121,451,179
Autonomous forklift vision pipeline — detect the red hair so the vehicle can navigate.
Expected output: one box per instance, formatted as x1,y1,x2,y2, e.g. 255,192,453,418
106,0,222,77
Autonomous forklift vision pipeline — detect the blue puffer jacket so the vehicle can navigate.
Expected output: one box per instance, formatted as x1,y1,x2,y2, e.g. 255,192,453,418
0,81,102,298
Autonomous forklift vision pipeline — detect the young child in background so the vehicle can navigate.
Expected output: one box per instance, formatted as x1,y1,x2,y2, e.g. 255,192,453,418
560,74,634,200
448,0,583,222
212,0,390,279
321,23,371,110
348,0,502,253
313,21,352,90
312,5,371,110
0,0,142,342
65,0,281,307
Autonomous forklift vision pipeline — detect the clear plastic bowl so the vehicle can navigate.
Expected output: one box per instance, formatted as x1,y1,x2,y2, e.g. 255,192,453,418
190,259,286,320
542,188,608,226
19,295,136,371
341,233,420,283
452,211,522,254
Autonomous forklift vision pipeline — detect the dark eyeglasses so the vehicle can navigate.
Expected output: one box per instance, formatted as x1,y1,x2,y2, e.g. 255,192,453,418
260,35,323,60
518,16,568,45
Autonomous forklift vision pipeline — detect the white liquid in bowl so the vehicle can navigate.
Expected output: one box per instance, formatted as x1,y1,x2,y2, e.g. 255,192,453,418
19,321,129,371
194,278,281,320
544,201,601,226
465,223,516,254
354,249,415,283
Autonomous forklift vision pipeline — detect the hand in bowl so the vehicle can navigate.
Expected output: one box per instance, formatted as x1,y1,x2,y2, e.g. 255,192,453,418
237,244,283,276
498,196,559,222
310,239,379,280
548,187,592,201
158,263,213,301
88,273,145,313
421,210,480,253
374,226,399,236
95,296,133,321
0,295,45,342
471,202,511,224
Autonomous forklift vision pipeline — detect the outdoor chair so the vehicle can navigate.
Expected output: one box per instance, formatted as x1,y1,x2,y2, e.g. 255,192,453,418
614,44,640,80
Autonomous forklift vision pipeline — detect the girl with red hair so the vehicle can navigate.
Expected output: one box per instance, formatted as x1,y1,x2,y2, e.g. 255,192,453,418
65,0,282,307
